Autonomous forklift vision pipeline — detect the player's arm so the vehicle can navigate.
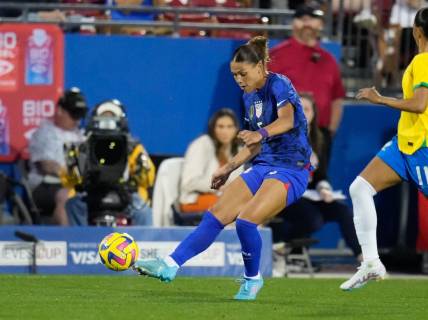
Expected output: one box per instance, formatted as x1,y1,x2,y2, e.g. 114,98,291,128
357,86,428,114
238,102,294,146
261,102,295,135
211,143,261,190
226,143,261,172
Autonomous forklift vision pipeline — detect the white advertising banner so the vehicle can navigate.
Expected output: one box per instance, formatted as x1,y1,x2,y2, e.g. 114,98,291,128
138,241,225,267
0,241,67,266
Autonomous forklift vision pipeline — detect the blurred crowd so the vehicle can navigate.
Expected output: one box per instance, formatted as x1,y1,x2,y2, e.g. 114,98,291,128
1,0,427,89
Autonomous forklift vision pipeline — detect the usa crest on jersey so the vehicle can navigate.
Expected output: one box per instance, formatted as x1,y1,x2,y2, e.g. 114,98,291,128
255,100,263,118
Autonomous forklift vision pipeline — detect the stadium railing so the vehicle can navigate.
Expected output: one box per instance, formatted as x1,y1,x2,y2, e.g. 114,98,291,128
0,2,296,36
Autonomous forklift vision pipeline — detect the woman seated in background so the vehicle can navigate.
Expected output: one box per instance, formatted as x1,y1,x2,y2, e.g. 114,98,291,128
179,108,243,213
272,93,362,261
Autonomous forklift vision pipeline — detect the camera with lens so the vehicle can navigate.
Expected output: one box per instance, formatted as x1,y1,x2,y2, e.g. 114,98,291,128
65,100,137,224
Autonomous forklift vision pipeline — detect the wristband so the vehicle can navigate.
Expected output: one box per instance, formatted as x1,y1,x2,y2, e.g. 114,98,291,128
258,128,269,139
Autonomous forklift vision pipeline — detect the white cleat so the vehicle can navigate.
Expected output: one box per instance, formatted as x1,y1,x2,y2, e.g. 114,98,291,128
340,260,387,291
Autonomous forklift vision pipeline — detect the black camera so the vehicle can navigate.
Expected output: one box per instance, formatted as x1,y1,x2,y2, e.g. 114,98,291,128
65,115,131,222
81,116,128,186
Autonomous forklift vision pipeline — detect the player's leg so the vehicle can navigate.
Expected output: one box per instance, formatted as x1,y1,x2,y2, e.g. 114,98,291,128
236,167,308,275
353,156,402,261
168,177,253,266
234,179,288,300
341,151,403,291
236,178,288,278
134,176,253,282
234,169,307,300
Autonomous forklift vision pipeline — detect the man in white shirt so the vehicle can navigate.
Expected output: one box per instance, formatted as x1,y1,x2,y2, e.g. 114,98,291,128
28,88,87,225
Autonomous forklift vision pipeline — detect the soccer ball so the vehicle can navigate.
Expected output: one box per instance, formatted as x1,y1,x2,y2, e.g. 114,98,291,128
98,232,139,271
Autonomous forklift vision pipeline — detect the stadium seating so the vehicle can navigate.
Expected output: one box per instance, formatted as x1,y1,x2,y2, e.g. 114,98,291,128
152,157,183,227
61,0,106,17
152,158,203,227
162,0,212,37
213,15,264,39
162,0,264,38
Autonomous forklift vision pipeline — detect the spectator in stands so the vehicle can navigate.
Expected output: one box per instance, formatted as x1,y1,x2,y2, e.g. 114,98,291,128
272,93,362,263
347,1,397,87
0,0,66,21
28,88,88,225
108,0,166,35
0,0,107,33
352,0,378,29
376,0,425,87
61,1,107,34
269,4,346,159
63,99,155,226
179,108,242,214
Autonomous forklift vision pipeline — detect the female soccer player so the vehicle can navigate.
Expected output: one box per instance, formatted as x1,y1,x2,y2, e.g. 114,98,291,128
340,7,428,291
134,36,312,300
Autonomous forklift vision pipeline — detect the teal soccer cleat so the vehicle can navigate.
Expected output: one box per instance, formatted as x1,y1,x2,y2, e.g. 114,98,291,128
133,258,178,283
234,277,264,301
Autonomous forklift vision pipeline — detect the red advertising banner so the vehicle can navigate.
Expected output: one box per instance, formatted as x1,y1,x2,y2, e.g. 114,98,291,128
417,192,428,251
0,24,63,162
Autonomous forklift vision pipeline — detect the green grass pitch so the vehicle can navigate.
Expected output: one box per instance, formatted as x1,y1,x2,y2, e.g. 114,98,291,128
0,275,427,320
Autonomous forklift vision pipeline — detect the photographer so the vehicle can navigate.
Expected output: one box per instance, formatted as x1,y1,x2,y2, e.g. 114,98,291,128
63,99,155,226
28,88,88,225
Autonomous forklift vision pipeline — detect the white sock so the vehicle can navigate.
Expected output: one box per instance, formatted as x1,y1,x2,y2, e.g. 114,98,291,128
245,272,261,280
349,176,379,262
164,255,179,268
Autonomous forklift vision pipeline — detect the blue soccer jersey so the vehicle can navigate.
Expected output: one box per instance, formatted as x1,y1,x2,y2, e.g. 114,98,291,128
242,72,311,169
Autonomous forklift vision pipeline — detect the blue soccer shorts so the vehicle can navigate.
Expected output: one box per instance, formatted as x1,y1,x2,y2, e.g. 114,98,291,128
377,135,428,196
240,164,310,206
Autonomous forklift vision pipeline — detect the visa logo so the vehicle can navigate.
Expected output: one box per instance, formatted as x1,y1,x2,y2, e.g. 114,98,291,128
70,251,100,265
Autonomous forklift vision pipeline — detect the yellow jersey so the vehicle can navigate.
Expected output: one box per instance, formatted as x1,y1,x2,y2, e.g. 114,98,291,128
398,52,428,154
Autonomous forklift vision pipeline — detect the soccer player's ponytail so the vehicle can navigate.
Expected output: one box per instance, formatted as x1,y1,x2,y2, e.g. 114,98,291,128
232,36,270,67
247,36,270,65
415,7,428,39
